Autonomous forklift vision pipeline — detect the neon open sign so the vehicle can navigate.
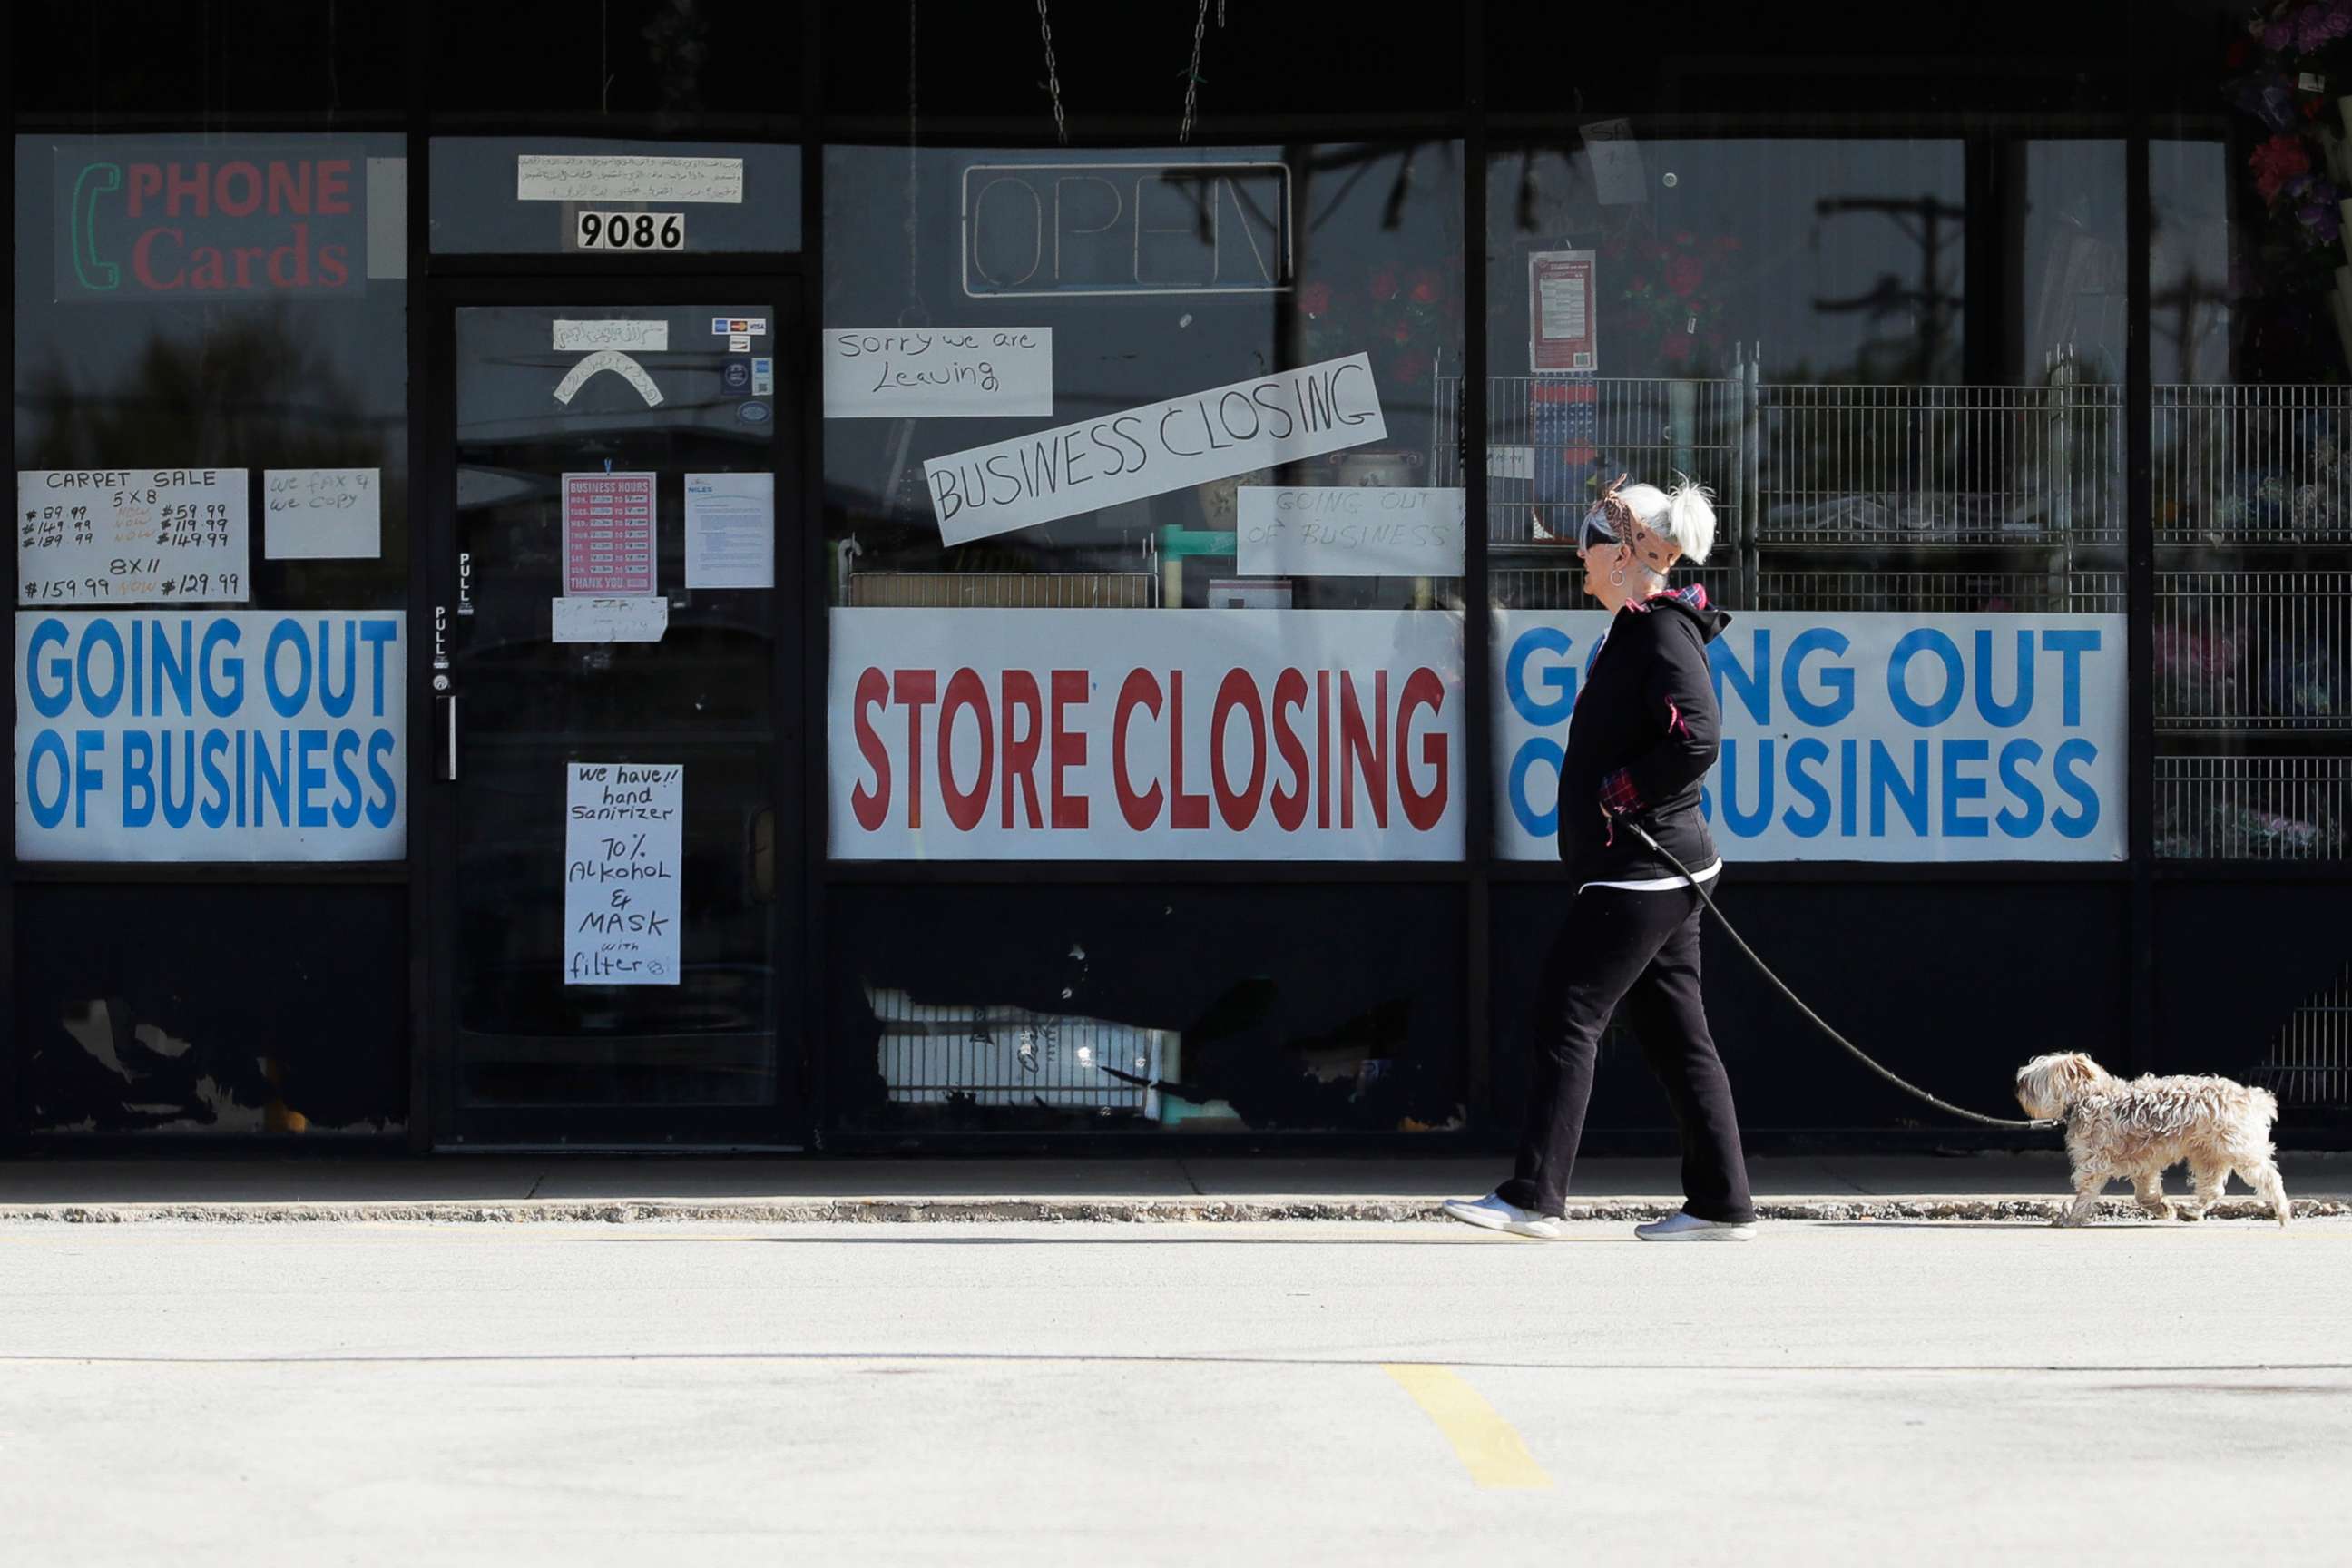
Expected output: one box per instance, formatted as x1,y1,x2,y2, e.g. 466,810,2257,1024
961,161,1292,299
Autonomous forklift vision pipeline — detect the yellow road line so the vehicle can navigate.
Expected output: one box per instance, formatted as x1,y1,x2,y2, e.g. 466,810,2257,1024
1382,1364,1553,1490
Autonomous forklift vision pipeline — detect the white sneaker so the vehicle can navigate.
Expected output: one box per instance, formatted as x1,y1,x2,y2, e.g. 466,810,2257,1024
1634,1211,1757,1242
1442,1193,1569,1240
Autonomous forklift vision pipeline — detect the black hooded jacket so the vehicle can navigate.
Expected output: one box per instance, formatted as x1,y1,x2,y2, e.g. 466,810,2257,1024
1554,584,1730,886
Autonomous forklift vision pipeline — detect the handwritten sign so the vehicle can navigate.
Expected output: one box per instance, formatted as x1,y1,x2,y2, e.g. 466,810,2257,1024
925,353,1386,546
18,469,249,606
552,596,669,643
562,474,657,595
822,328,1054,418
553,319,669,352
263,468,381,561
564,762,682,985
516,155,742,204
1237,486,1465,577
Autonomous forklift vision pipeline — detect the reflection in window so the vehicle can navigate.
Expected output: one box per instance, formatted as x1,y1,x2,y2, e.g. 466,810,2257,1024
823,143,1466,612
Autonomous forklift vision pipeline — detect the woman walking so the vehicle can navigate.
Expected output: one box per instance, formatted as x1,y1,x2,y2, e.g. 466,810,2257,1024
1447,477,1758,1241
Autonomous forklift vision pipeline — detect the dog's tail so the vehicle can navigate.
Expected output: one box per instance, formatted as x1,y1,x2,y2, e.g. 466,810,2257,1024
2253,1086,2281,1128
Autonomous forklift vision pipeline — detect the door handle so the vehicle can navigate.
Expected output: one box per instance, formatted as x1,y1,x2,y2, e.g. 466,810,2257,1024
436,693,461,782
750,808,775,903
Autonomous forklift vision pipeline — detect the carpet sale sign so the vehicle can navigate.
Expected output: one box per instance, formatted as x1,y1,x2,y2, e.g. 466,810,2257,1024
829,610,1464,859
1494,611,2127,862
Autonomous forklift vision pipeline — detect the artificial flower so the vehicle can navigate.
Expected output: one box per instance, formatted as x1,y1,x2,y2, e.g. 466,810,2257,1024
2251,132,2312,203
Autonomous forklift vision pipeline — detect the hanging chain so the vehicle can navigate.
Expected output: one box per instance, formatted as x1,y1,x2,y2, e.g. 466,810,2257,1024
1036,0,1069,146
905,0,921,315
1177,0,1210,145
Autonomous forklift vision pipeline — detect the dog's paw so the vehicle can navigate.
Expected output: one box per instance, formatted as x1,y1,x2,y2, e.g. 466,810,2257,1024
2176,1208,2205,1222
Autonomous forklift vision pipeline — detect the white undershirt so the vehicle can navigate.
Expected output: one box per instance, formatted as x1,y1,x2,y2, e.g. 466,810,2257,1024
1579,858,1723,895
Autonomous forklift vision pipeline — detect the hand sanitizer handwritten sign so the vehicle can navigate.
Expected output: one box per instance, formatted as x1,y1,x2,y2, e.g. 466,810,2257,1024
564,762,682,985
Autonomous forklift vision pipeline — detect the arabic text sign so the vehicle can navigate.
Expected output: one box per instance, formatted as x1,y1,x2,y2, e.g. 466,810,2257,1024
19,469,250,606
1493,611,2127,862
516,155,743,204
564,763,682,985
1237,486,1465,577
553,318,669,352
924,353,1386,546
829,608,1462,861
15,610,406,861
822,328,1054,418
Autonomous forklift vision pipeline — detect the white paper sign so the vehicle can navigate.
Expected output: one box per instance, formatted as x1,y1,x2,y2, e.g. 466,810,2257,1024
1237,487,1465,577
263,468,381,561
517,155,743,204
824,328,1054,419
18,470,250,605
552,596,669,643
684,473,775,589
554,319,670,352
924,354,1387,546
828,608,1462,861
1492,610,2128,862
15,609,406,861
564,762,682,985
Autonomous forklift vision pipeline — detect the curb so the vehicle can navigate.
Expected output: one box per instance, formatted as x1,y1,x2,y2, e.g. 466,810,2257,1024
0,1196,2342,1225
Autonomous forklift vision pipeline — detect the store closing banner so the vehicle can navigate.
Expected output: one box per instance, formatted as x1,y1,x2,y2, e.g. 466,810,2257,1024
829,609,1464,860
1493,611,2127,862
15,610,407,861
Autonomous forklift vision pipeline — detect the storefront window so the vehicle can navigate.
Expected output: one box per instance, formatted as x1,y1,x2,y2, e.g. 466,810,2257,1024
824,142,1467,865
1483,121,2129,865
818,141,1466,1132
12,132,411,1132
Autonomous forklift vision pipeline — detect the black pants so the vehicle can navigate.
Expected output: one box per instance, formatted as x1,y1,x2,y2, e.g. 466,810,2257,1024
1498,884,1757,1222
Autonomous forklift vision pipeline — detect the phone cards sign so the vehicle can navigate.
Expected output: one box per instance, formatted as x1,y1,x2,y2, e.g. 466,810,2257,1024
1494,611,2126,862
15,610,405,861
54,145,366,302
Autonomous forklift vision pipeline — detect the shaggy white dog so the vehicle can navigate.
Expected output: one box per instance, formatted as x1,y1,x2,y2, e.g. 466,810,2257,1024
2014,1053,2291,1226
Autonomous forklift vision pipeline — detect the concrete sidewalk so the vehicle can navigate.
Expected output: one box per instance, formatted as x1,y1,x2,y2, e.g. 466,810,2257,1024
4,1152,2348,1222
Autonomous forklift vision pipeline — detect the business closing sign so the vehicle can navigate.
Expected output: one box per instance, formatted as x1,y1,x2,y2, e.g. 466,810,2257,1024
15,611,406,861
1494,611,2126,862
830,609,1463,859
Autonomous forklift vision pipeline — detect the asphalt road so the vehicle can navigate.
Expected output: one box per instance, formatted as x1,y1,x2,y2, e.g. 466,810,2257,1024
4,1217,2347,1566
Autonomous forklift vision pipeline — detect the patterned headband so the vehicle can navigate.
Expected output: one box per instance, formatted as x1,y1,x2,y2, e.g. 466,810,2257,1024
1592,475,1682,575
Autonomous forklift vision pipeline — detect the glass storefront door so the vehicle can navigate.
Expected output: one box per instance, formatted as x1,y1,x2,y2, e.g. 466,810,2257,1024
429,287,801,1146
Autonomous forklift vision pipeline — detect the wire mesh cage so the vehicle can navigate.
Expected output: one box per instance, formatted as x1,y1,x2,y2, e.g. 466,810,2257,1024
866,985,1173,1116
1435,373,1749,548
2152,756,2352,860
2153,384,2352,547
2249,963,2352,1109
848,572,1157,608
2154,573,2352,730
1755,570,2125,615
1754,372,2122,548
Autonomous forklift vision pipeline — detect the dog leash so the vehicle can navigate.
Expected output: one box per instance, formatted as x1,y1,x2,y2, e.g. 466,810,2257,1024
1621,820,2063,1133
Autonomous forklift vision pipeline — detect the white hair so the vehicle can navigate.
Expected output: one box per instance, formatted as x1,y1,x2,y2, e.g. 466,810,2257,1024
1616,476,1718,566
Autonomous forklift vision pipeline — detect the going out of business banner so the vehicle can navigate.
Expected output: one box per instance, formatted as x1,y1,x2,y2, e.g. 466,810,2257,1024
829,608,1464,859
15,610,407,861
1494,612,2127,862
